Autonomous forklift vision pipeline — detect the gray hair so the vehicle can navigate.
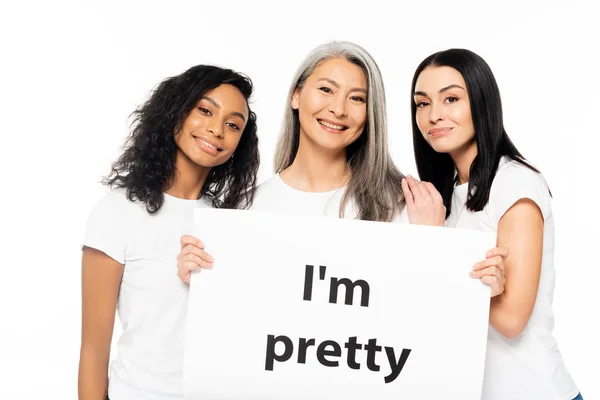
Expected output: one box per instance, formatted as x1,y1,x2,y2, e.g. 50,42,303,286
274,41,405,221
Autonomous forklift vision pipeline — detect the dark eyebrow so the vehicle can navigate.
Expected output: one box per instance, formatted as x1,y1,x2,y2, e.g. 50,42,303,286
440,84,465,93
317,78,367,94
413,84,465,97
200,96,247,122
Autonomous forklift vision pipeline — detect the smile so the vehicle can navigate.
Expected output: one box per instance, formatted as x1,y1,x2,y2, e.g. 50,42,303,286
318,119,348,131
193,136,223,154
428,127,453,138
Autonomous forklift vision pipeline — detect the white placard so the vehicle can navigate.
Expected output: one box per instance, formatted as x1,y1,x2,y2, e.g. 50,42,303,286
184,209,494,399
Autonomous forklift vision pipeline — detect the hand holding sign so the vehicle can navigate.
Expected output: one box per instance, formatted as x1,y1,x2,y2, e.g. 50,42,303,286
470,246,508,297
176,235,214,284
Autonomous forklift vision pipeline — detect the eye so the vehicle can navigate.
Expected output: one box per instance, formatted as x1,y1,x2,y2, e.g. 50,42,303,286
416,101,429,108
197,107,212,116
226,122,241,131
444,96,459,104
319,87,333,94
350,95,366,103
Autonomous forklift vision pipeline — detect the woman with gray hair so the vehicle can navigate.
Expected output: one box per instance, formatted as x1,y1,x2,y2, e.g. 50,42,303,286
259,40,411,222
177,41,507,300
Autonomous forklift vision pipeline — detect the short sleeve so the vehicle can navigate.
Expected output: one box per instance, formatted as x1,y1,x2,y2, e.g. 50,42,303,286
82,189,130,264
489,162,551,224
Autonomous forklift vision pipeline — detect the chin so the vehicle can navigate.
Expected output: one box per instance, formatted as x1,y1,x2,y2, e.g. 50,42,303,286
314,134,357,151
189,154,225,168
426,140,456,154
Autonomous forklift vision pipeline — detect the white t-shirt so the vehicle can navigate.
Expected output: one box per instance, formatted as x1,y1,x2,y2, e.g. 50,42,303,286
82,188,212,400
446,157,578,400
251,173,408,223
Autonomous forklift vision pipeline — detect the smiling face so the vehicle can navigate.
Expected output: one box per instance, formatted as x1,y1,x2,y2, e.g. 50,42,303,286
291,57,368,154
413,66,475,156
174,83,249,168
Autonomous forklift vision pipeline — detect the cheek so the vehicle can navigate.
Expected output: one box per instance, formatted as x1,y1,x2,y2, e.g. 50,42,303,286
356,107,367,127
300,92,325,116
183,115,202,131
450,103,473,128
349,106,367,134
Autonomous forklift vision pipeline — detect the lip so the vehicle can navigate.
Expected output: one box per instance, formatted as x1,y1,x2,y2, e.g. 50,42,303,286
427,127,453,138
193,135,223,155
317,118,348,134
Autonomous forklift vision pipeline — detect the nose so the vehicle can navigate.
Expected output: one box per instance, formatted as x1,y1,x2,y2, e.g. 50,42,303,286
206,120,223,138
327,93,347,118
428,101,445,123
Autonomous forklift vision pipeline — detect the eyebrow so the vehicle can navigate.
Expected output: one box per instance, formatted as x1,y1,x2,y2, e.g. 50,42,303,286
413,84,466,97
200,96,247,122
317,78,367,94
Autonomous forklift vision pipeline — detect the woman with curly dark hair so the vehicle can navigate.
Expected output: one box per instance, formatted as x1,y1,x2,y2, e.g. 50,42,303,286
78,65,259,400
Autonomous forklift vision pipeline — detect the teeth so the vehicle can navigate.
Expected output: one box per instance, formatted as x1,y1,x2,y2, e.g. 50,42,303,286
319,120,345,130
197,138,217,150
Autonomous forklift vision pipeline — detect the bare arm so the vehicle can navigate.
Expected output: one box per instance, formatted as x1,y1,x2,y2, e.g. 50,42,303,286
489,199,543,338
78,247,124,400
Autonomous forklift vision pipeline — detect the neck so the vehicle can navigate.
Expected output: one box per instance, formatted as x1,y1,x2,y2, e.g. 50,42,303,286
450,139,478,185
281,133,350,192
164,149,211,199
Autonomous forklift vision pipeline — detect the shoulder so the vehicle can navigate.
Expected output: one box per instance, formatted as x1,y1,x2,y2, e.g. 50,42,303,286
86,187,150,230
83,187,141,264
494,158,547,187
489,157,551,221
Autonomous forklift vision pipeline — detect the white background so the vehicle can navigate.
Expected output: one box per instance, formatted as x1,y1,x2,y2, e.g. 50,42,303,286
1,0,598,398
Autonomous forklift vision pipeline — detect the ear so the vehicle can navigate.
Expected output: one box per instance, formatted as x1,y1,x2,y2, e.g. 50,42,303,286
291,89,300,110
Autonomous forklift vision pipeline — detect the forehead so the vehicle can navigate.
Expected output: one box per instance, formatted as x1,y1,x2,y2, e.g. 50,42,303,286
309,57,367,87
415,66,466,92
201,84,249,117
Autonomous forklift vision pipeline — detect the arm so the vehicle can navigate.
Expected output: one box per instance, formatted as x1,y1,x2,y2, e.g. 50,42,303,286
78,247,124,400
488,198,543,339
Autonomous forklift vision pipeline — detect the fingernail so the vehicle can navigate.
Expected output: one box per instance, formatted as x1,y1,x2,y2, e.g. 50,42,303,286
473,263,480,270
469,271,476,278
207,255,214,262
486,251,492,257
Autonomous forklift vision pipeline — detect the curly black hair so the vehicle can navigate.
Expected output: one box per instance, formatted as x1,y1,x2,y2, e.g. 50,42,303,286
103,65,260,213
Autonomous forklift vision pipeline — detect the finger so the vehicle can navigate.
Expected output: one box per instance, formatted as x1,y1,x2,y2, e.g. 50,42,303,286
180,260,209,273
485,246,509,259
183,245,214,263
180,235,205,250
401,178,414,206
470,265,501,279
177,269,192,285
423,182,443,203
480,275,503,296
406,175,424,200
177,242,213,262
412,176,431,200
186,253,213,269
472,256,504,271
